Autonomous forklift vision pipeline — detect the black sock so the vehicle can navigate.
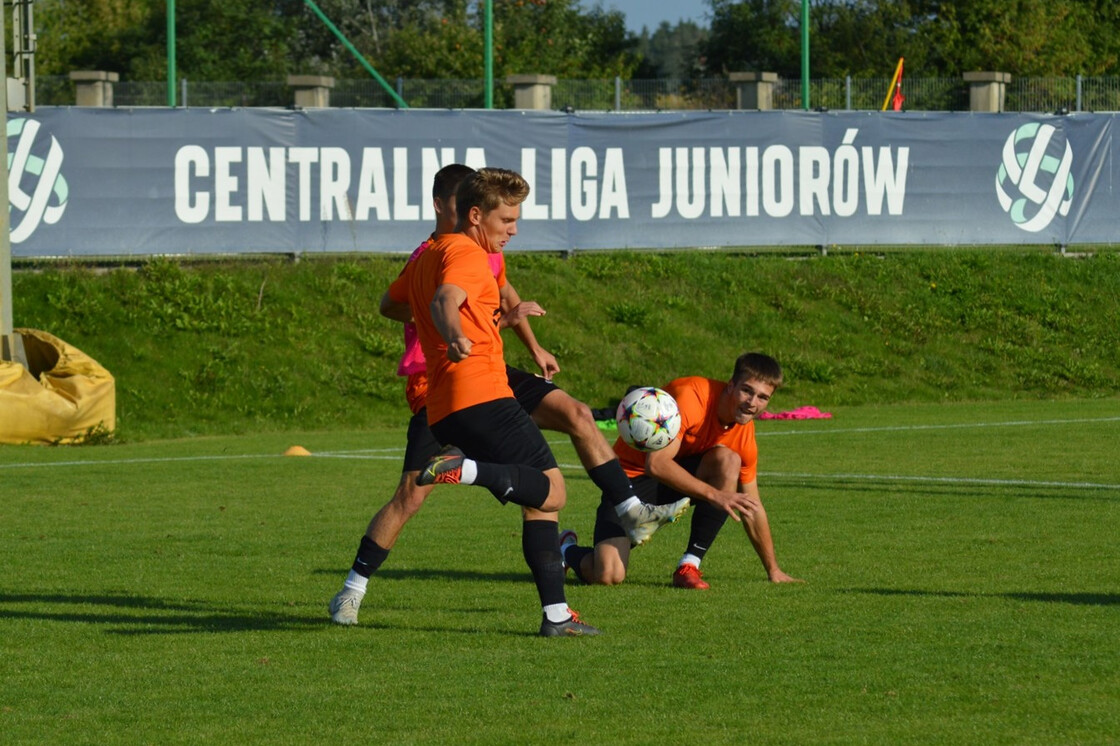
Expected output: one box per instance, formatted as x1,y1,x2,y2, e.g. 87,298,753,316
474,462,550,509
522,520,567,608
351,535,390,578
564,545,594,585
587,460,635,507
686,500,731,560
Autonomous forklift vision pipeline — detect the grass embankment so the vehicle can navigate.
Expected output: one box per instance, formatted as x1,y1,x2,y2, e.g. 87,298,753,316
11,249,1120,441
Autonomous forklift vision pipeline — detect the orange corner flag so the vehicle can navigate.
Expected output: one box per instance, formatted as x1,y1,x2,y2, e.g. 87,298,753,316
882,57,905,112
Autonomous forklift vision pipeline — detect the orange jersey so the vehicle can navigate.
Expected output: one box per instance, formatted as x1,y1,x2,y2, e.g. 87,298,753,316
397,244,508,415
615,376,758,485
388,233,511,424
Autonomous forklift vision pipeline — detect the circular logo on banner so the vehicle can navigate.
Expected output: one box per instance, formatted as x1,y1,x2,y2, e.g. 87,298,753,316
995,123,1073,233
7,117,69,244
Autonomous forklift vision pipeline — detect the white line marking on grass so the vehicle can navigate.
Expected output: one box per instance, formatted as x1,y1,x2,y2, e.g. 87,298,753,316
0,450,406,470
0,454,287,470
762,471,1120,491
757,416,1120,437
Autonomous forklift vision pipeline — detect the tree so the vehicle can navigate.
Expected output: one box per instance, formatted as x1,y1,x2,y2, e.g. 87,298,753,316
931,0,1094,76
635,20,710,79
35,0,300,80
34,0,154,77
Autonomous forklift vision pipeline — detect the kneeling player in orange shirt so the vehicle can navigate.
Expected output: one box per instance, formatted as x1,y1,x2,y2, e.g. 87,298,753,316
561,352,803,590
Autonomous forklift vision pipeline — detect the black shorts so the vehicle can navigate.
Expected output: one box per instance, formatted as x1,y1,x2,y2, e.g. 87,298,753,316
430,397,557,472
402,408,442,472
400,369,556,473
593,454,703,545
506,365,560,415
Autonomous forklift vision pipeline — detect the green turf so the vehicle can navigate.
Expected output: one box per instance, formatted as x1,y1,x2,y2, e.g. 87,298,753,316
2,399,1117,744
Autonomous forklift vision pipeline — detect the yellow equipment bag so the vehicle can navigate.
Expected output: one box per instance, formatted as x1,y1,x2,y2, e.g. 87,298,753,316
0,328,116,444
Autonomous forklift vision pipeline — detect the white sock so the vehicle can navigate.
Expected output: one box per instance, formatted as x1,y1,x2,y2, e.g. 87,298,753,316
679,554,702,569
543,603,571,623
614,496,641,516
460,459,478,484
343,570,368,594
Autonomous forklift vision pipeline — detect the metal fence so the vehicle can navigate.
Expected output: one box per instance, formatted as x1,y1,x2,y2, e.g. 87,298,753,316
32,75,1120,113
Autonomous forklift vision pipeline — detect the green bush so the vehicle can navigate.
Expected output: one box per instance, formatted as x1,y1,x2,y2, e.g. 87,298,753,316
11,249,1120,441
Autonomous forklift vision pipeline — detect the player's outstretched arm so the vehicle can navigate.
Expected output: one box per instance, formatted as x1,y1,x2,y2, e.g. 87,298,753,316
500,281,559,379
738,481,803,583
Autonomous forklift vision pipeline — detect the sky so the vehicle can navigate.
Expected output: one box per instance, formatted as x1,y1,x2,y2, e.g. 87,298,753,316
591,0,710,34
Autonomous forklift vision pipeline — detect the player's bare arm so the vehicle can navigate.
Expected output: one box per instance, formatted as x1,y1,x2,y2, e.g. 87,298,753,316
498,299,547,330
379,291,413,323
738,480,803,583
499,281,560,379
645,442,753,523
430,283,472,361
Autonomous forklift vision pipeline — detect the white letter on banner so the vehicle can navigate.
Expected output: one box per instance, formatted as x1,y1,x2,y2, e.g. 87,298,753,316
355,148,389,221
675,147,705,219
464,147,488,170
599,148,629,219
570,146,597,222
745,147,759,217
652,148,672,218
288,147,318,221
520,148,549,220
214,147,242,222
246,147,286,222
799,146,830,216
832,130,860,218
710,147,740,218
175,145,210,224
863,145,909,215
762,146,794,217
320,147,351,220
393,148,420,221
421,148,457,221
550,148,567,220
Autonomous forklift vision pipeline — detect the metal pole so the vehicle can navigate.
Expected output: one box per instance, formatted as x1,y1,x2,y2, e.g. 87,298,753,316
484,0,493,109
801,0,809,110
1,1,16,358
167,0,176,106
303,0,408,108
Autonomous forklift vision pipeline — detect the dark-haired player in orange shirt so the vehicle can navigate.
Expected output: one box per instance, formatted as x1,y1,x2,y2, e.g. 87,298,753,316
381,168,598,636
561,352,803,590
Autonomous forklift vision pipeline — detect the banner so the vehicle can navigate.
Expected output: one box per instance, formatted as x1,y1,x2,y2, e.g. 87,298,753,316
7,108,1109,256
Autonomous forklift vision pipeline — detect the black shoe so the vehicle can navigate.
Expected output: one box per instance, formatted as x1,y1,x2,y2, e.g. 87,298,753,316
539,609,601,637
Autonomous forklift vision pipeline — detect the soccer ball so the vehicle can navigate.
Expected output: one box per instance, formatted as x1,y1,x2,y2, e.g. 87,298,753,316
616,387,681,452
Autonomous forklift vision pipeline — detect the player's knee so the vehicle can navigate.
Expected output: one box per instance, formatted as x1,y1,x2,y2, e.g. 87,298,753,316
537,472,567,512
704,446,742,475
550,396,596,437
594,564,627,585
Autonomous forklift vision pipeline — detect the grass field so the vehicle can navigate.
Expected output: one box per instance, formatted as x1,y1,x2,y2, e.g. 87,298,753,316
2,398,1118,744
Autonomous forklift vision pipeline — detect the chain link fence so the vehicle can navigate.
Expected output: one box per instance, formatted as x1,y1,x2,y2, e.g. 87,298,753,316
31,75,1120,113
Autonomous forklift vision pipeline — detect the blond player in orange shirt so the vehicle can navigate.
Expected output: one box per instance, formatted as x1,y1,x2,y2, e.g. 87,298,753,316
328,165,684,630
561,352,803,590
368,168,606,636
